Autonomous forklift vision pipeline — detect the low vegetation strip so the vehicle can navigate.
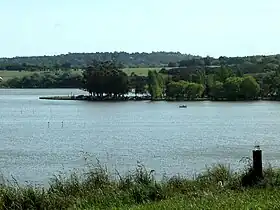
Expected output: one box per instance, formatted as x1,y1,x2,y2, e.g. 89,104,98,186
1,162,280,210
39,96,74,100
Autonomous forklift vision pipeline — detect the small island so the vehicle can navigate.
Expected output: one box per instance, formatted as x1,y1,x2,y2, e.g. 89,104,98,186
37,60,273,102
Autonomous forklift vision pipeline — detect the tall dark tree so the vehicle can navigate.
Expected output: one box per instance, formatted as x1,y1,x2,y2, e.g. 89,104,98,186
83,60,129,97
215,66,233,83
147,70,164,100
240,76,260,99
223,77,243,100
167,62,177,67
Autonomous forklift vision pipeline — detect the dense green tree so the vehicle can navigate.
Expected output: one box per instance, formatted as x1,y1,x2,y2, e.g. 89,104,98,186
215,66,233,83
260,72,280,98
83,61,129,97
240,76,260,99
209,81,224,100
185,82,205,99
165,80,204,100
110,70,129,96
129,75,147,95
196,69,206,85
167,62,177,67
203,56,213,66
166,81,184,99
148,70,164,100
236,68,244,77
204,74,215,97
261,83,270,98
223,77,243,100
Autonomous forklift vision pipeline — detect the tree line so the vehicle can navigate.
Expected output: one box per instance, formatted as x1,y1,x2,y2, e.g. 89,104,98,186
2,59,280,101
1,52,280,72
81,60,280,101
0,71,83,88
0,52,196,69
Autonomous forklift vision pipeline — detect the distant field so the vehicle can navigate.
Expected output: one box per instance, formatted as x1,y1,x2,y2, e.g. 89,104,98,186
123,67,161,76
0,68,161,82
0,70,38,81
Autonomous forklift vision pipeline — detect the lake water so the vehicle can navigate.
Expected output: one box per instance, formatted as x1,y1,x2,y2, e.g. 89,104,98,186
1,89,280,184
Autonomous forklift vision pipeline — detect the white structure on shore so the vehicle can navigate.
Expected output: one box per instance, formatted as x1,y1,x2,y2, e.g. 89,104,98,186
0,77,3,82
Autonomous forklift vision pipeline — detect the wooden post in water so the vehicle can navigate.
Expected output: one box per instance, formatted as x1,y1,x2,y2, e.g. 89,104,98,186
253,145,263,178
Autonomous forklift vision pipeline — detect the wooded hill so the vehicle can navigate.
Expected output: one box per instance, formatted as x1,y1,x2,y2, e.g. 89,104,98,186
1,52,280,74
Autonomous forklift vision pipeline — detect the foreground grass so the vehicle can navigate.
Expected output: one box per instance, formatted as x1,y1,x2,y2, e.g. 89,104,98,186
1,163,280,210
127,189,280,210
75,190,280,210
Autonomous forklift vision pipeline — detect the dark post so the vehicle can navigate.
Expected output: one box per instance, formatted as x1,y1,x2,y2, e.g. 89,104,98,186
252,145,263,178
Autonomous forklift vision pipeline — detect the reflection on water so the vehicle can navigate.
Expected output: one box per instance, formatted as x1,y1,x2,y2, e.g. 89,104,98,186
1,89,280,184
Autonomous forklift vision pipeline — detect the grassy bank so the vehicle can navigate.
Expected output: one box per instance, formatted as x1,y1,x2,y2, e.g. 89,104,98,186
127,189,280,210
1,162,280,210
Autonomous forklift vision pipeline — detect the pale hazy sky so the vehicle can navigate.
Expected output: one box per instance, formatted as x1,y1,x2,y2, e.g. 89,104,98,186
0,0,279,58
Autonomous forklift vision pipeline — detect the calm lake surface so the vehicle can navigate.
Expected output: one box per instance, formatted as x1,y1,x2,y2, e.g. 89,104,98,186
1,89,280,184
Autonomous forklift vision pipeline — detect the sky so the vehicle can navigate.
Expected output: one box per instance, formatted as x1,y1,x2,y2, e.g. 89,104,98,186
0,0,280,58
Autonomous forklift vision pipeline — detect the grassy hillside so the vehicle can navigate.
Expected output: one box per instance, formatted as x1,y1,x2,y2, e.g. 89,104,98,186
0,52,196,68
0,68,160,82
0,70,38,81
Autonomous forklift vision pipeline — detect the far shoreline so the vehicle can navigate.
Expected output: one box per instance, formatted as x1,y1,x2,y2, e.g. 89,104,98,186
38,95,280,102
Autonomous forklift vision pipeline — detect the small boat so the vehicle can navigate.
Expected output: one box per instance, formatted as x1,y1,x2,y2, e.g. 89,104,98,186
179,105,187,108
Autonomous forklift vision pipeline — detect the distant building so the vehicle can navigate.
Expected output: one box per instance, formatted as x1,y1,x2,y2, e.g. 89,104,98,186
0,77,3,82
